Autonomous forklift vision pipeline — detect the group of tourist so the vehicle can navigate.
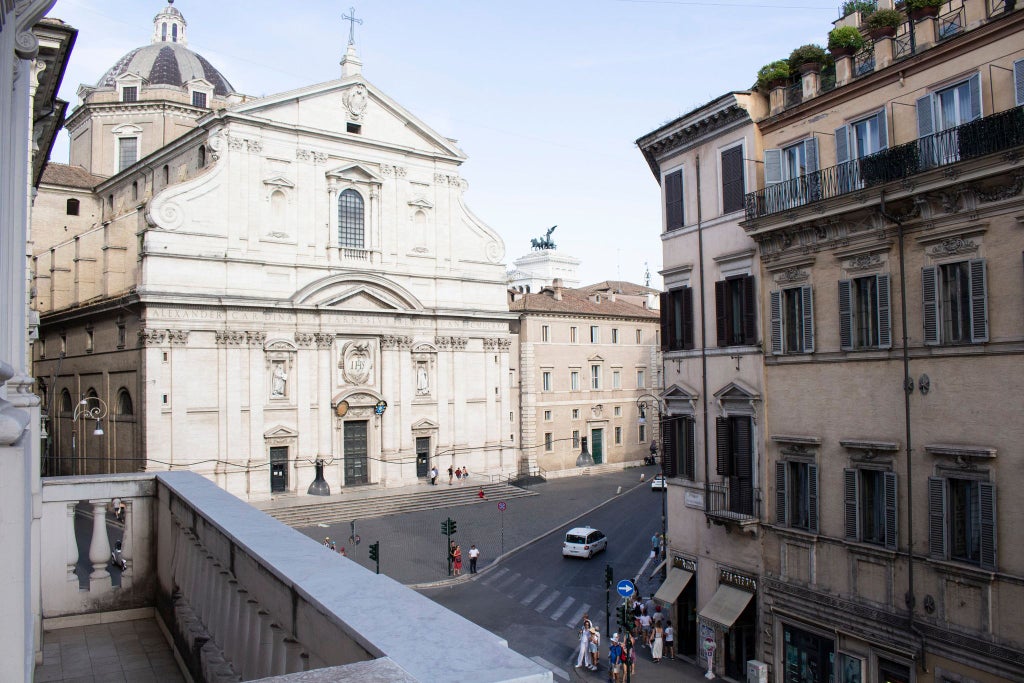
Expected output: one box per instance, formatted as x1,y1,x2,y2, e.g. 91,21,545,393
575,597,677,679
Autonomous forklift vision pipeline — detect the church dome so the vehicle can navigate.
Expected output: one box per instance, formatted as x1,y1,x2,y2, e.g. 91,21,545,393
96,1,235,97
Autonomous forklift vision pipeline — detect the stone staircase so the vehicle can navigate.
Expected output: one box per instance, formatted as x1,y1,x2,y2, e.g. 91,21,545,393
260,481,538,528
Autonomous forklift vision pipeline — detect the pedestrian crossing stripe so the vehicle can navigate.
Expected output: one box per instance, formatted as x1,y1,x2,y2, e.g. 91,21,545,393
521,582,546,606
549,595,575,621
534,589,560,613
481,567,602,630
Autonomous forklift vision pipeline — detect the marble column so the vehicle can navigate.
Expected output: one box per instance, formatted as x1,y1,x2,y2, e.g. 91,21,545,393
65,503,78,583
86,500,110,583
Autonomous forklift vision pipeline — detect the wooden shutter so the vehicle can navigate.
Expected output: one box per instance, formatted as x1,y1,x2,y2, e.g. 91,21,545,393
775,461,788,525
660,291,670,351
979,482,997,571
808,464,819,534
876,274,892,349
716,417,731,476
968,73,982,121
838,279,854,351
884,471,898,551
764,149,783,185
805,137,821,201
834,126,850,165
683,417,696,480
969,259,988,343
715,280,728,347
662,416,677,479
801,285,814,353
1015,59,1024,107
916,95,934,138
876,109,889,150
928,476,947,559
665,169,683,230
844,469,859,540
769,290,783,354
734,418,754,514
682,286,695,350
922,266,940,345
742,275,757,345
721,146,745,214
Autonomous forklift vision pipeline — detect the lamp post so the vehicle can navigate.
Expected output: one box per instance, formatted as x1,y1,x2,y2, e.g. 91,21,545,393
72,395,107,475
636,393,667,579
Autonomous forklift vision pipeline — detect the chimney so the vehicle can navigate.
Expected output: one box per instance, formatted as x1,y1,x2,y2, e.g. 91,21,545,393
552,278,563,301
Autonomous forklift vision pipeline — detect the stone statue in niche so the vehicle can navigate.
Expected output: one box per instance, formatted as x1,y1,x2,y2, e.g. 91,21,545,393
416,362,429,395
271,362,287,397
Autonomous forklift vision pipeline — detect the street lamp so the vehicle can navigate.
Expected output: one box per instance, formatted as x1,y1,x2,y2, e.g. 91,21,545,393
72,395,107,475
636,393,667,579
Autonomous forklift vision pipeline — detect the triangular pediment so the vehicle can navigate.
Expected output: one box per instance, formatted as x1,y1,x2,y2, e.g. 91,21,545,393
588,354,605,363
408,198,434,209
412,418,439,430
264,424,298,439
663,383,699,401
326,162,383,184
292,273,424,311
262,175,295,189
713,380,760,401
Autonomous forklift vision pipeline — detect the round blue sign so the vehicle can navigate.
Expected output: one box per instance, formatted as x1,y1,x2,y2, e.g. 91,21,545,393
616,579,635,597
497,501,507,511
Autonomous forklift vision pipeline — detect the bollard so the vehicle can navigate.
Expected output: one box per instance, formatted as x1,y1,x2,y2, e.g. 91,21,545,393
616,485,622,494
640,473,645,482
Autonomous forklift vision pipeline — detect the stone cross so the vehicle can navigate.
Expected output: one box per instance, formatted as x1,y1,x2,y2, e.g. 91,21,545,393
342,7,363,46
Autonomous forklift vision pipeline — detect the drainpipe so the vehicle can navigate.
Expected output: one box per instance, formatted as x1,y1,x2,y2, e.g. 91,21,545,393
696,156,710,523
878,190,926,671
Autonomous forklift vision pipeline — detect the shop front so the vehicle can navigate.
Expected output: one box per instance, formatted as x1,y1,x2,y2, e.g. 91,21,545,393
698,569,757,679
653,556,698,658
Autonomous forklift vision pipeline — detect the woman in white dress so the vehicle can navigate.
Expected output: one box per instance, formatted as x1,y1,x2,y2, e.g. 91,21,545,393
649,622,664,663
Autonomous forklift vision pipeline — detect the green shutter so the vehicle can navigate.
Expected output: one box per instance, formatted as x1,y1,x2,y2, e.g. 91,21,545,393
684,417,696,480
922,266,939,345
928,477,947,560
662,416,677,479
979,482,996,571
968,73,982,121
916,95,934,138
660,291,670,351
876,274,892,349
764,149,782,185
969,259,988,343
808,464,819,534
715,280,728,347
884,471,898,551
838,280,853,351
682,286,695,350
742,275,757,345
775,461,788,526
801,285,814,353
844,469,859,540
1015,59,1024,107
770,290,783,354
716,417,731,476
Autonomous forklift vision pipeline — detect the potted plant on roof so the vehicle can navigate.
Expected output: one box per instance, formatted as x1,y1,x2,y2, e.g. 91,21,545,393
841,0,878,19
789,44,828,75
828,26,866,58
865,8,904,38
905,0,941,20
757,60,791,91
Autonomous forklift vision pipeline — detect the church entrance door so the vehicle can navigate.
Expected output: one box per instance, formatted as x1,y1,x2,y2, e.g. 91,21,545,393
270,446,288,492
344,421,368,485
591,428,604,464
416,437,430,478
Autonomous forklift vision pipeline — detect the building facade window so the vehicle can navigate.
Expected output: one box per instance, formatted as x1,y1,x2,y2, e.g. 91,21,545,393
835,110,888,191
590,326,600,343
782,624,835,683
591,364,601,390
612,370,621,389
715,275,756,347
661,285,694,351
192,91,207,108
764,138,820,210
929,476,996,570
614,426,622,445
198,145,206,168
923,260,987,345
917,75,981,166
541,325,550,342
117,323,126,349
570,371,580,391
664,168,683,230
85,329,94,353
544,433,553,452
572,409,580,419
613,406,621,417
635,329,642,344
542,371,552,392
770,285,814,354
717,416,754,515
844,468,897,549
337,189,365,248
663,416,696,480
776,460,819,532
572,430,580,448
636,369,645,388
121,86,137,103
721,144,745,214
638,424,646,443
611,328,619,343
839,274,891,350
570,326,578,343
118,137,138,172
116,389,134,416
543,410,552,421
66,198,79,216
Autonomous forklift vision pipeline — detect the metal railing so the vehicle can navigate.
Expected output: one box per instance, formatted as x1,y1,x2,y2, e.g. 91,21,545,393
785,82,803,108
893,30,915,61
853,47,875,77
744,105,1024,221
938,5,966,39
989,0,1009,16
705,482,760,522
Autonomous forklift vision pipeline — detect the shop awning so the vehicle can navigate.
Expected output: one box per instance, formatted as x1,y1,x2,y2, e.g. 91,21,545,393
649,557,668,577
653,567,693,605
698,584,754,629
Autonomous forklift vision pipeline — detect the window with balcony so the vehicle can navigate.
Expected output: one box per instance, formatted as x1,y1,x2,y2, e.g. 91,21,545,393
661,286,694,351
590,325,600,343
917,75,981,166
716,416,754,515
839,274,891,350
923,260,987,345
542,371,552,392
715,275,756,347
764,138,819,211
664,168,683,230
844,468,897,549
721,144,745,214
338,189,365,248
776,460,818,532
570,370,580,391
770,285,814,354
663,416,695,480
929,476,996,570
835,110,888,190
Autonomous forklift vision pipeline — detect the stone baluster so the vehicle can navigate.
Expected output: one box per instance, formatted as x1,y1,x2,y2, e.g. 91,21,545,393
270,624,288,676
198,558,217,626
120,499,133,577
284,638,303,673
229,588,249,670
221,578,239,657
211,568,231,646
300,652,311,671
183,537,202,604
66,503,79,583
242,601,262,680
87,500,111,583
255,610,275,679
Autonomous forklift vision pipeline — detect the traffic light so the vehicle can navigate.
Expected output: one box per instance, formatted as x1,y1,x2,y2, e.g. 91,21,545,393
605,564,613,588
617,603,630,632
440,518,458,535
441,520,448,535
448,518,457,535
368,542,379,562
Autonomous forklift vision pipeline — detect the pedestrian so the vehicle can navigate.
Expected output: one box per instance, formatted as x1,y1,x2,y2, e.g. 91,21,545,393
455,467,463,485
339,546,346,557
329,539,337,552
468,544,479,573
638,608,652,645
652,603,664,626
477,486,485,499
664,619,675,659
447,465,454,485
429,466,438,485
649,620,664,663
575,615,592,668
452,544,463,576
323,537,331,548
608,633,624,683
622,629,637,676
588,627,600,670
461,465,469,482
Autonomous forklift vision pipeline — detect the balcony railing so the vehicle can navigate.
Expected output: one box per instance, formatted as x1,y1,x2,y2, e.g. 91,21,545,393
705,481,760,526
744,105,1024,221
786,82,803,109
939,5,966,40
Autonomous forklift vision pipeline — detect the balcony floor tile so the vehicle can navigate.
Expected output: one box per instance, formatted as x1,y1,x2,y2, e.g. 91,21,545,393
36,618,182,683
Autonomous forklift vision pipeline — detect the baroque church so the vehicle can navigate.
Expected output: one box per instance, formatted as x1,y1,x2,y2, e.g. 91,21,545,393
31,2,517,500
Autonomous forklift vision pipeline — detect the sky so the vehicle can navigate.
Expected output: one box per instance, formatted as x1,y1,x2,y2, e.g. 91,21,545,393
45,0,842,288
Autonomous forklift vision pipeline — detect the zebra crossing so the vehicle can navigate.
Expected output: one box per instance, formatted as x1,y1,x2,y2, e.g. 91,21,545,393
481,567,600,630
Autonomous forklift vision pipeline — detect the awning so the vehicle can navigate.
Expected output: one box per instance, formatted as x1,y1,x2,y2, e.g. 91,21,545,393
698,584,754,629
650,557,668,577
653,567,694,605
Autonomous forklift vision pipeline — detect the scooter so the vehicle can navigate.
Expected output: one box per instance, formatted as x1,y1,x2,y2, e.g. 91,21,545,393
109,540,127,571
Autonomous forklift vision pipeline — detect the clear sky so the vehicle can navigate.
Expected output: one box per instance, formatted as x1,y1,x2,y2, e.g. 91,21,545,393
46,0,841,288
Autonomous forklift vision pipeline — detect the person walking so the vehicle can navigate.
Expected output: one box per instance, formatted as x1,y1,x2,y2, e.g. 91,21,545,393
664,619,675,659
468,544,479,573
608,633,624,683
452,544,463,576
623,629,637,677
575,615,592,668
429,466,438,485
588,627,600,670
455,466,463,485
638,607,652,646
649,621,665,663
447,465,454,485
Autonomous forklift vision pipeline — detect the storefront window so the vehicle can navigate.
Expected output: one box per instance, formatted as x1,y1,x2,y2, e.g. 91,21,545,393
878,658,910,683
783,624,834,683
837,653,863,683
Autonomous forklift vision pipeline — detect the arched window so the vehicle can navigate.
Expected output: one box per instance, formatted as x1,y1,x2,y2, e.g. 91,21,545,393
161,22,167,41
171,24,177,42
60,389,72,414
337,189,365,248
116,389,133,416
66,198,79,216
86,388,98,399
198,145,206,169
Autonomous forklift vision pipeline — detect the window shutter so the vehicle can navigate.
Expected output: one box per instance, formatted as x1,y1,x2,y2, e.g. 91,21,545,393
968,72,982,121
884,471,898,551
742,275,757,345
801,285,815,353
665,170,684,230
804,137,821,201
775,461,788,526
660,291,670,351
734,418,754,513
808,464,819,534
838,279,854,351
979,482,997,571
682,286,695,350
662,417,677,479
1015,59,1024,107
969,258,988,343
764,149,783,185
715,280,728,347
876,109,889,150
716,417,731,476
770,290,783,354
844,469,859,540
684,417,696,480
834,126,850,165
922,266,940,345
876,274,892,349
916,95,935,138
928,477,947,559
721,146,745,214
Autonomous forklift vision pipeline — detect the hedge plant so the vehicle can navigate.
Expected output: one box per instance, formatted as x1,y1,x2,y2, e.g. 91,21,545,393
866,8,904,29
789,44,828,67
756,60,791,89
828,26,866,52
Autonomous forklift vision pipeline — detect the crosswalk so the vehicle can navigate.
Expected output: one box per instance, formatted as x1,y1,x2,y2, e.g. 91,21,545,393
481,567,600,631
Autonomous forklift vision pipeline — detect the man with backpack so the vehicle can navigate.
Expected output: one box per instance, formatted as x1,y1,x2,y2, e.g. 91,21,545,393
608,633,624,682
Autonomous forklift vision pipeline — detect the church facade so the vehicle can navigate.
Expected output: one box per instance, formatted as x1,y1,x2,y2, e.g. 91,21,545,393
32,3,516,500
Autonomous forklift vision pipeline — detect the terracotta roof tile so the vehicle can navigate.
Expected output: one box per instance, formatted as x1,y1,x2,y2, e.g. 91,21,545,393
510,287,659,319
40,163,106,189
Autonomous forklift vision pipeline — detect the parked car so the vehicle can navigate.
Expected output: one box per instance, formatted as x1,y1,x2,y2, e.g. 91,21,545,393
562,526,607,558
650,474,666,490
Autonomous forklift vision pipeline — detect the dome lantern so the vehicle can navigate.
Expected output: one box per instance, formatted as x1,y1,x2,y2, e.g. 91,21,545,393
152,0,187,46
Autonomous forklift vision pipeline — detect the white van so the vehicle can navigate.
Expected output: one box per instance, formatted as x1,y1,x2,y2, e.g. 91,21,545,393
562,526,607,559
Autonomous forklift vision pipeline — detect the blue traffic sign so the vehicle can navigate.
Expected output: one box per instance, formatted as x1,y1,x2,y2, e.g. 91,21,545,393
616,579,635,597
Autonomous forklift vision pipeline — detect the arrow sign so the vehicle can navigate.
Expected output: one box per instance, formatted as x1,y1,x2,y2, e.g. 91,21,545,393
616,579,635,598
